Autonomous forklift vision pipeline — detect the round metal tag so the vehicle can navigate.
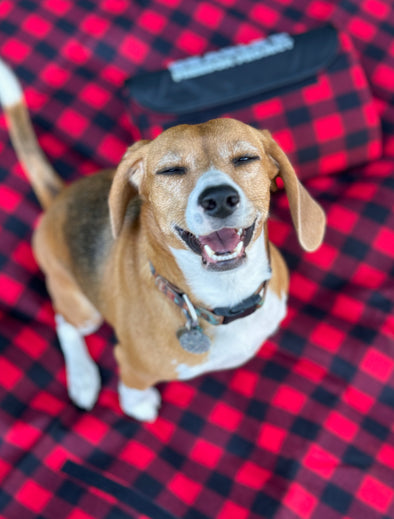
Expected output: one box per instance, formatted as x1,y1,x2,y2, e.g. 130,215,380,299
176,327,210,354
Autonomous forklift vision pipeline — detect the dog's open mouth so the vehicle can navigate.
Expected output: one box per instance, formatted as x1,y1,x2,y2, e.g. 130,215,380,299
175,221,255,271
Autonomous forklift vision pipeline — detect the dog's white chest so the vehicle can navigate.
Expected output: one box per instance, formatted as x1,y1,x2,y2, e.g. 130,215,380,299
175,288,286,380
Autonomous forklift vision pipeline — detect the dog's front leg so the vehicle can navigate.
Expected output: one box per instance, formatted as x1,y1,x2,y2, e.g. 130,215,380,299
114,344,161,422
55,314,101,410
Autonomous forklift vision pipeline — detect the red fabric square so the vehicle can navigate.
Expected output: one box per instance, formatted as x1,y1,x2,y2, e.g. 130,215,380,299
58,108,89,138
0,186,22,212
0,274,24,305
312,322,345,353
374,228,394,257
254,98,283,119
250,4,280,26
357,476,393,513
6,421,41,449
138,10,166,34
81,14,110,37
332,294,364,323
303,75,332,103
314,114,344,142
16,481,51,514
80,84,111,109
22,14,51,37
361,349,394,382
195,3,224,29
169,474,201,505
290,272,318,301
1,38,30,63
209,403,242,431
348,18,377,41
284,482,318,518
325,411,358,441
303,444,339,478
218,502,249,519
62,40,91,64
230,370,258,397
342,386,374,414
120,440,155,469
120,35,149,64
176,30,207,55
190,439,222,468
306,0,335,19
145,416,176,442
378,445,394,470
294,358,326,382
163,381,195,408
328,206,358,233
0,358,23,390
74,416,109,445
236,461,270,489
352,264,386,289
258,423,287,453
31,392,65,415
15,328,47,359
364,0,391,18
273,386,306,413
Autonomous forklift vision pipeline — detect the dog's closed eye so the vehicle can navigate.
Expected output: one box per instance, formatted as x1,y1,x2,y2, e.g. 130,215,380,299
232,155,260,167
156,166,187,176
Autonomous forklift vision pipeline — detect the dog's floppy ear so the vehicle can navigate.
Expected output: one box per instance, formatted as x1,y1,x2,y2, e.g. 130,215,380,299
109,140,150,239
261,130,326,252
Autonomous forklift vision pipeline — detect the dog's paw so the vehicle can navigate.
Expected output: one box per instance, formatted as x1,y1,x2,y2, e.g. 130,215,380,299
65,355,101,411
56,314,101,410
118,382,161,422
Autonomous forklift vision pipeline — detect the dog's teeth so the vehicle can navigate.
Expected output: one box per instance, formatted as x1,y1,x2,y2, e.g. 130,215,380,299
204,244,216,259
237,229,243,236
203,241,244,262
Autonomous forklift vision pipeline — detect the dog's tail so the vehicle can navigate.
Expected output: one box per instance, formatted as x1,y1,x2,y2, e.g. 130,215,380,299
0,58,64,209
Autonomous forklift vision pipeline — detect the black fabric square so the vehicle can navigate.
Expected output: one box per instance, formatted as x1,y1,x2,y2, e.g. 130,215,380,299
350,325,376,344
363,202,390,224
342,445,373,469
200,377,226,398
337,92,361,111
330,356,357,381
322,483,353,513
343,237,369,260
312,387,339,407
379,386,394,408
262,361,289,382
87,449,114,470
161,446,184,470
57,480,84,505
246,399,268,421
252,492,280,518
291,417,320,440
1,394,27,418
281,330,305,356
207,472,233,497
287,107,310,126
18,453,40,476
368,293,391,313
274,457,300,480
227,435,254,458
362,417,390,440
179,411,205,435
346,129,369,149
134,473,162,499
27,363,52,388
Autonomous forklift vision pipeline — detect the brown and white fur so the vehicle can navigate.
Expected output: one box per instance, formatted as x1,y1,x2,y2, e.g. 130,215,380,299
0,59,326,421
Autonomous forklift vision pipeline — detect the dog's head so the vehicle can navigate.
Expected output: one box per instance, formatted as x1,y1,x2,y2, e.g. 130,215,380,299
109,119,325,273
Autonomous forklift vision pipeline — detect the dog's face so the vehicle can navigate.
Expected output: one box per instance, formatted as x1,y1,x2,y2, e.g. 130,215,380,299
109,118,325,274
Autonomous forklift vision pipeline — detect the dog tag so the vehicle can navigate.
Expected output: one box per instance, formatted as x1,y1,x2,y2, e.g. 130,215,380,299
177,326,210,354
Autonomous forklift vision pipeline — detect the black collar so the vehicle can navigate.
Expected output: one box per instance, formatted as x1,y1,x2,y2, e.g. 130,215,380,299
150,263,269,326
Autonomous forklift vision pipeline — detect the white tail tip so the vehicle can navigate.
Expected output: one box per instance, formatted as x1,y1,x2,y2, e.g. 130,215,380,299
0,58,23,108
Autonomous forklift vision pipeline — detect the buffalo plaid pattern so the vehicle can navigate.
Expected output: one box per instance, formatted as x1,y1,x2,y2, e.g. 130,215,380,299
0,1,393,518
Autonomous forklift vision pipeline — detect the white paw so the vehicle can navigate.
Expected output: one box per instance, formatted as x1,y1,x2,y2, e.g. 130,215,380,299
56,314,101,410
65,355,101,410
118,382,161,422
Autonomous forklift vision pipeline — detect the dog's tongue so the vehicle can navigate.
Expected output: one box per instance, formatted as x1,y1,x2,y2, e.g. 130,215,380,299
199,228,240,253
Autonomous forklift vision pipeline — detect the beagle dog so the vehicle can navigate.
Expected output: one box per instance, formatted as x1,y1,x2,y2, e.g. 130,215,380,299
0,59,325,421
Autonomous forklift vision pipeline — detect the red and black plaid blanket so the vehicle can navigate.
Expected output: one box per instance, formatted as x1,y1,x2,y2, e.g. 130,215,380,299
0,1,393,518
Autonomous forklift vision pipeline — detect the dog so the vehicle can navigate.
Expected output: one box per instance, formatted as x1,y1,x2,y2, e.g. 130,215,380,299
0,58,325,421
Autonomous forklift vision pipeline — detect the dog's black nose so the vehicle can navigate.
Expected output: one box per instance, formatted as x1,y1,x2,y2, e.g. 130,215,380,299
198,184,240,218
